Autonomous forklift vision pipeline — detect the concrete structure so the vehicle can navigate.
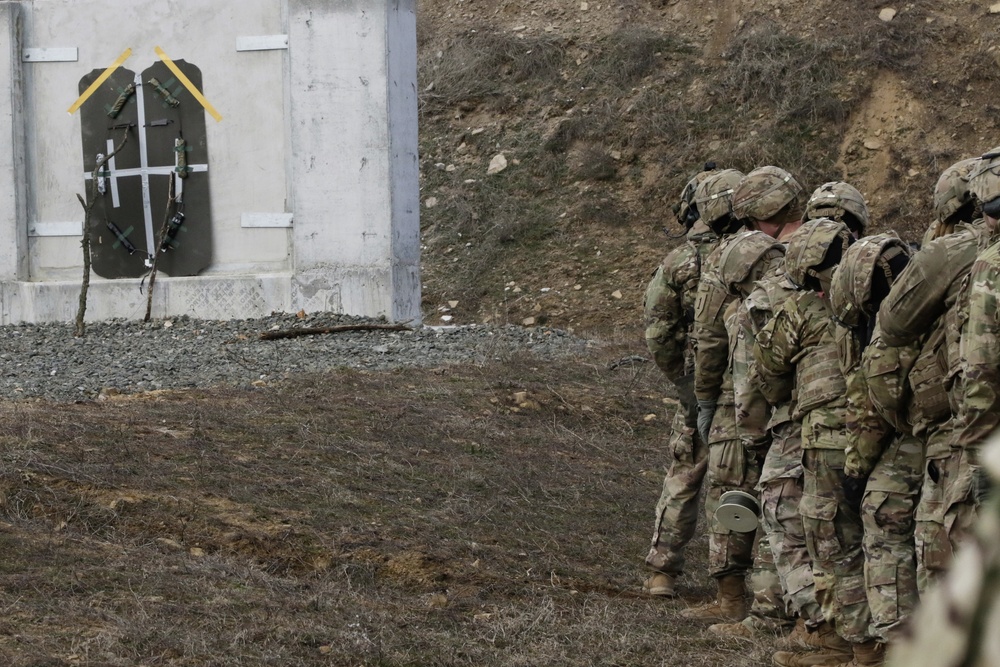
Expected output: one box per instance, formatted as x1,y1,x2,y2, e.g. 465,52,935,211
0,0,420,324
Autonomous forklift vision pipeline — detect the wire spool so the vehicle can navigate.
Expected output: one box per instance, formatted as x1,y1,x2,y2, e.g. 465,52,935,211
715,490,760,533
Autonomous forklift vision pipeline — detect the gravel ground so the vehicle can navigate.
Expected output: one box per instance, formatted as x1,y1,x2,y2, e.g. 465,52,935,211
0,313,602,402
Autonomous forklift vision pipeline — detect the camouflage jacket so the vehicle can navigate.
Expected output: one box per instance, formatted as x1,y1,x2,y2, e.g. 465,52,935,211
693,241,737,402
643,221,718,382
754,288,849,446
956,237,1000,452
842,325,919,478
737,265,797,434
708,300,741,444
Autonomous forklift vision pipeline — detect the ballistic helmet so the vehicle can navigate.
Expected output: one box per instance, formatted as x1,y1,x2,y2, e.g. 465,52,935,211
731,166,803,223
694,169,745,234
675,162,719,229
805,182,870,236
830,232,912,328
717,230,785,296
783,218,854,290
933,158,979,224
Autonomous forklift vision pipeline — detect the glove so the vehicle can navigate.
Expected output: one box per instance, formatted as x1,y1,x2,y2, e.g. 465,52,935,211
842,475,867,513
696,399,717,444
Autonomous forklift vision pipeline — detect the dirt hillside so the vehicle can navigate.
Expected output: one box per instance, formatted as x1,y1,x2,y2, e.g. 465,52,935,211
416,0,1000,334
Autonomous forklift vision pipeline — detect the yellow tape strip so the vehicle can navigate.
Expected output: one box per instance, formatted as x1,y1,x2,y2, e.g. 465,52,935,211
67,48,133,115
154,46,223,122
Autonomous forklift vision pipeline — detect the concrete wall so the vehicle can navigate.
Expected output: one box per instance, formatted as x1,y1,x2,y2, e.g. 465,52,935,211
0,0,420,324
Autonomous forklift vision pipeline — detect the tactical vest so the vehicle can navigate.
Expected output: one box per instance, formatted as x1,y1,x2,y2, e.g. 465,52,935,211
793,293,848,414
864,332,917,434
747,270,798,426
907,322,951,434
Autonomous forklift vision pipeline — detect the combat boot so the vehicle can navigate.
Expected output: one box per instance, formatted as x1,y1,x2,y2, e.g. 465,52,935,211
642,572,678,598
771,648,854,667
680,574,747,622
776,619,851,652
832,640,885,667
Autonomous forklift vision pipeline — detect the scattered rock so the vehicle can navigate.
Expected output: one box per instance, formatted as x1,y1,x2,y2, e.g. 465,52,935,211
425,197,438,208
863,139,883,150
522,316,536,326
448,300,459,308
991,3,1000,14
879,7,896,22
643,413,657,422
488,153,509,175
611,290,623,299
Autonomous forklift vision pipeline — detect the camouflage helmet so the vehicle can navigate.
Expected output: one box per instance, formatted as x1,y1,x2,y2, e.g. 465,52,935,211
933,157,979,223
970,147,1000,217
717,230,785,296
783,218,854,290
694,169,745,233
830,232,912,328
731,166,803,223
805,182,870,235
675,162,719,228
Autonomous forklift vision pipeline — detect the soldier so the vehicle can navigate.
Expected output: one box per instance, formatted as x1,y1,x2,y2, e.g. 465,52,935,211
828,234,920,645
884,429,1000,667
950,147,1000,523
642,164,720,597
680,225,786,628
672,169,780,623
921,157,980,246
877,156,997,589
709,231,851,659
754,220,882,666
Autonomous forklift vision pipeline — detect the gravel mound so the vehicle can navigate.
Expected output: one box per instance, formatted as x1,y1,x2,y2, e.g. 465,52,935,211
0,313,601,402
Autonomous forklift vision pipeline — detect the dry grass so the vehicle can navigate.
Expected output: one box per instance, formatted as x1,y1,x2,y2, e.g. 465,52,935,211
0,344,786,666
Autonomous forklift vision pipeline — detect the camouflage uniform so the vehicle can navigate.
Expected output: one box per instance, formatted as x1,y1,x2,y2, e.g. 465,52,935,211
830,233,922,642
692,234,790,631
754,220,874,647
877,219,996,591
885,429,1000,667
643,219,718,579
721,232,824,629
705,300,759,582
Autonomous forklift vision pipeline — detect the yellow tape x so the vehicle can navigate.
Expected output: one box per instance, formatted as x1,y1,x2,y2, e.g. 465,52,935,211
67,48,133,115
155,46,223,122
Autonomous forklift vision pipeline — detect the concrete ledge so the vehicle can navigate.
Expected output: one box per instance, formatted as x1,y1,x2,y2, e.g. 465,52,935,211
0,273,294,324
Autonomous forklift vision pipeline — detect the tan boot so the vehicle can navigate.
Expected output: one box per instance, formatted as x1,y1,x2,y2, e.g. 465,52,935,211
834,640,885,667
680,575,747,622
707,619,757,639
771,648,854,667
642,572,678,598
776,620,851,652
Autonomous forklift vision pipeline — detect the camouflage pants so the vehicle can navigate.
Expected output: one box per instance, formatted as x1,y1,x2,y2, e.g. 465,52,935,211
801,443,872,644
915,446,980,594
706,438,759,579
646,406,708,575
704,436,789,626
759,421,822,625
862,433,922,642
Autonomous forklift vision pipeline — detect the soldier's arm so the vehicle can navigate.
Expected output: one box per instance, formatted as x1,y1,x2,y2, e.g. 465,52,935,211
957,259,1000,451
693,272,733,402
752,300,799,406
844,362,894,479
734,306,770,450
643,263,688,380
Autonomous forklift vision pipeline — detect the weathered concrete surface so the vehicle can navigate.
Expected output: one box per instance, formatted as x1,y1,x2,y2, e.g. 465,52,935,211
0,0,420,324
